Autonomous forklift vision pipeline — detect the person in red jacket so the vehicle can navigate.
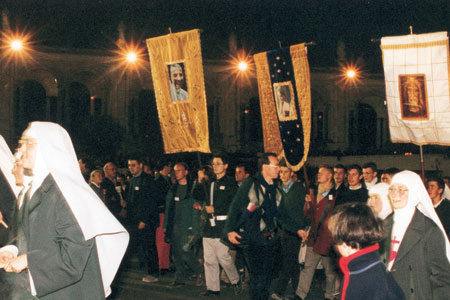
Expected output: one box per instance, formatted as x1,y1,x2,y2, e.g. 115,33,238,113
294,165,339,300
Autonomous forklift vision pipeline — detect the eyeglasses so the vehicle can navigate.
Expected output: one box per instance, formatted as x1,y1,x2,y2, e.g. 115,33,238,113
18,139,37,146
211,163,223,166
388,187,409,194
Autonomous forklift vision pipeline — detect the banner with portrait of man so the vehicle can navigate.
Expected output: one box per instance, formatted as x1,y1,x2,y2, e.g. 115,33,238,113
381,31,450,145
146,29,210,153
254,43,311,171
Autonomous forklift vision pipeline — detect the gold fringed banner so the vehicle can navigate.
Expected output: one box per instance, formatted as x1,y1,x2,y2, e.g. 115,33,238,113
254,44,311,171
146,29,210,153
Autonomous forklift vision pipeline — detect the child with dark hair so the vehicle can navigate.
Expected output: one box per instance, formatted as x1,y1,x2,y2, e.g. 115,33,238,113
328,203,405,300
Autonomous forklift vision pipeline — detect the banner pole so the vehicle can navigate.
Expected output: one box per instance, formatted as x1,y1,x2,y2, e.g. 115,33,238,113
420,145,425,181
196,152,209,201
302,164,310,188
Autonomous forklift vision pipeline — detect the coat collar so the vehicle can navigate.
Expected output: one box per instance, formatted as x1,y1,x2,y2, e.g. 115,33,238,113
392,209,426,265
27,174,54,214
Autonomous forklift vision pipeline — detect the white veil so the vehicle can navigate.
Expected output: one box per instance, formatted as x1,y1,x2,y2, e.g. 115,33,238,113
391,170,450,262
368,182,392,220
0,135,19,196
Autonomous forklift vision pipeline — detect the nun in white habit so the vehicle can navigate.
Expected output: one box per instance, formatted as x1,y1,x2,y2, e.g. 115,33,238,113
0,122,129,299
368,182,392,220
384,170,450,300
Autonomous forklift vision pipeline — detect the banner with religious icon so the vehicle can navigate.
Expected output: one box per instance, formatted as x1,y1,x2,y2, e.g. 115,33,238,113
381,31,450,145
146,29,210,153
254,44,311,171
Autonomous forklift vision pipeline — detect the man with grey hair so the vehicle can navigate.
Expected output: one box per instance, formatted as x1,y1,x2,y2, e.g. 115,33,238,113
101,162,124,218
89,169,104,201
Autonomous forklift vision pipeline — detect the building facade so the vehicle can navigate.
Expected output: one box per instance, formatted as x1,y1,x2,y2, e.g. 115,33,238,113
1,45,448,175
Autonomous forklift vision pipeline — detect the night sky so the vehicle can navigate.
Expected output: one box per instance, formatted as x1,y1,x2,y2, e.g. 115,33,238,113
3,0,450,72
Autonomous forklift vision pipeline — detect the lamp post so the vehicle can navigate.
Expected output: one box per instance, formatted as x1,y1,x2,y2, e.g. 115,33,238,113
8,38,24,144
123,51,137,131
235,60,248,149
339,62,362,151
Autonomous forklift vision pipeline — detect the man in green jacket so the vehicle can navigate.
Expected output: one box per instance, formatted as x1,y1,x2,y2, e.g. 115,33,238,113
271,162,308,300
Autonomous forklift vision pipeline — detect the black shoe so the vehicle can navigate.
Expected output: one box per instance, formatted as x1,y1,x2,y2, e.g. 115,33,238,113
159,268,169,275
293,295,303,300
200,290,220,297
232,281,243,295
167,281,185,288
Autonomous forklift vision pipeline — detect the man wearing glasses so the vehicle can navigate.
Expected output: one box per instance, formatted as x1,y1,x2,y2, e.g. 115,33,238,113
194,153,241,297
225,153,282,300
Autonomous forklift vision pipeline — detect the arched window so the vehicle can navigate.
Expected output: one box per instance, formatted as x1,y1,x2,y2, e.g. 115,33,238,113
68,82,90,127
357,103,377,154
14,80,47,140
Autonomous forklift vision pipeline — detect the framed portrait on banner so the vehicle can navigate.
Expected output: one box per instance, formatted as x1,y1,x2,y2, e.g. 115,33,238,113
273,81,297,121
167,62,189,102
399,74,428,120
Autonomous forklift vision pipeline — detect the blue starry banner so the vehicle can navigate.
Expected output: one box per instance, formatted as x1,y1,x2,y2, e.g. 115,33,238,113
254,44,311,171
146,29,210,154
381,31,450,145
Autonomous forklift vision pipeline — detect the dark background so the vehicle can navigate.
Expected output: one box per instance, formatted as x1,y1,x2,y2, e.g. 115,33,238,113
3,0,450,72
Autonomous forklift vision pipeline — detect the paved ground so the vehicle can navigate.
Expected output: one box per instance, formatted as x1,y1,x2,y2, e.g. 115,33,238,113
109,257,328,300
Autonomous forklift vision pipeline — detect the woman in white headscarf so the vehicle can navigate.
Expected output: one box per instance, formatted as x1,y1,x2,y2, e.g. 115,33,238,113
368,183,392,220
384,170,450,300
0,122,129,299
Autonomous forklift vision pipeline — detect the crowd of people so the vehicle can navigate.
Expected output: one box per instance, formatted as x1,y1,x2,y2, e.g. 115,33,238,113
0,124,449,300
82,151,450,300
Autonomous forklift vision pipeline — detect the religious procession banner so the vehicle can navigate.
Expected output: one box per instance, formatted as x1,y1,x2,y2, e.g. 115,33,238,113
146,29,210,153
254,44,311,171
381,31,450,145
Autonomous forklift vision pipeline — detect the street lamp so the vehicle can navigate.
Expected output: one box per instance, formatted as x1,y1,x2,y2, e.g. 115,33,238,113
126,51,137,64
10,39,23,52
1,30,34,145
238,61,248,71
338,61,363,89
233,54,253,149
346,69,356,79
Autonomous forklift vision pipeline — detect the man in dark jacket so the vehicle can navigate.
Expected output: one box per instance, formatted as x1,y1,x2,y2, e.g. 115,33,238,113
225,153,282,300
100,162,123,218
88,170,104,201
194,153,241,297
163,162,202,287
427,177,450,237
127,158,160,283
154,158,172,272
336,164,368,207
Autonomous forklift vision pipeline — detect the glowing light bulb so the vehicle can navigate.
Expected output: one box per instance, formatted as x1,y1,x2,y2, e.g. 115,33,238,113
11,40,23,51
126,52,137,63
238,61,248,71
346,69,356,78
